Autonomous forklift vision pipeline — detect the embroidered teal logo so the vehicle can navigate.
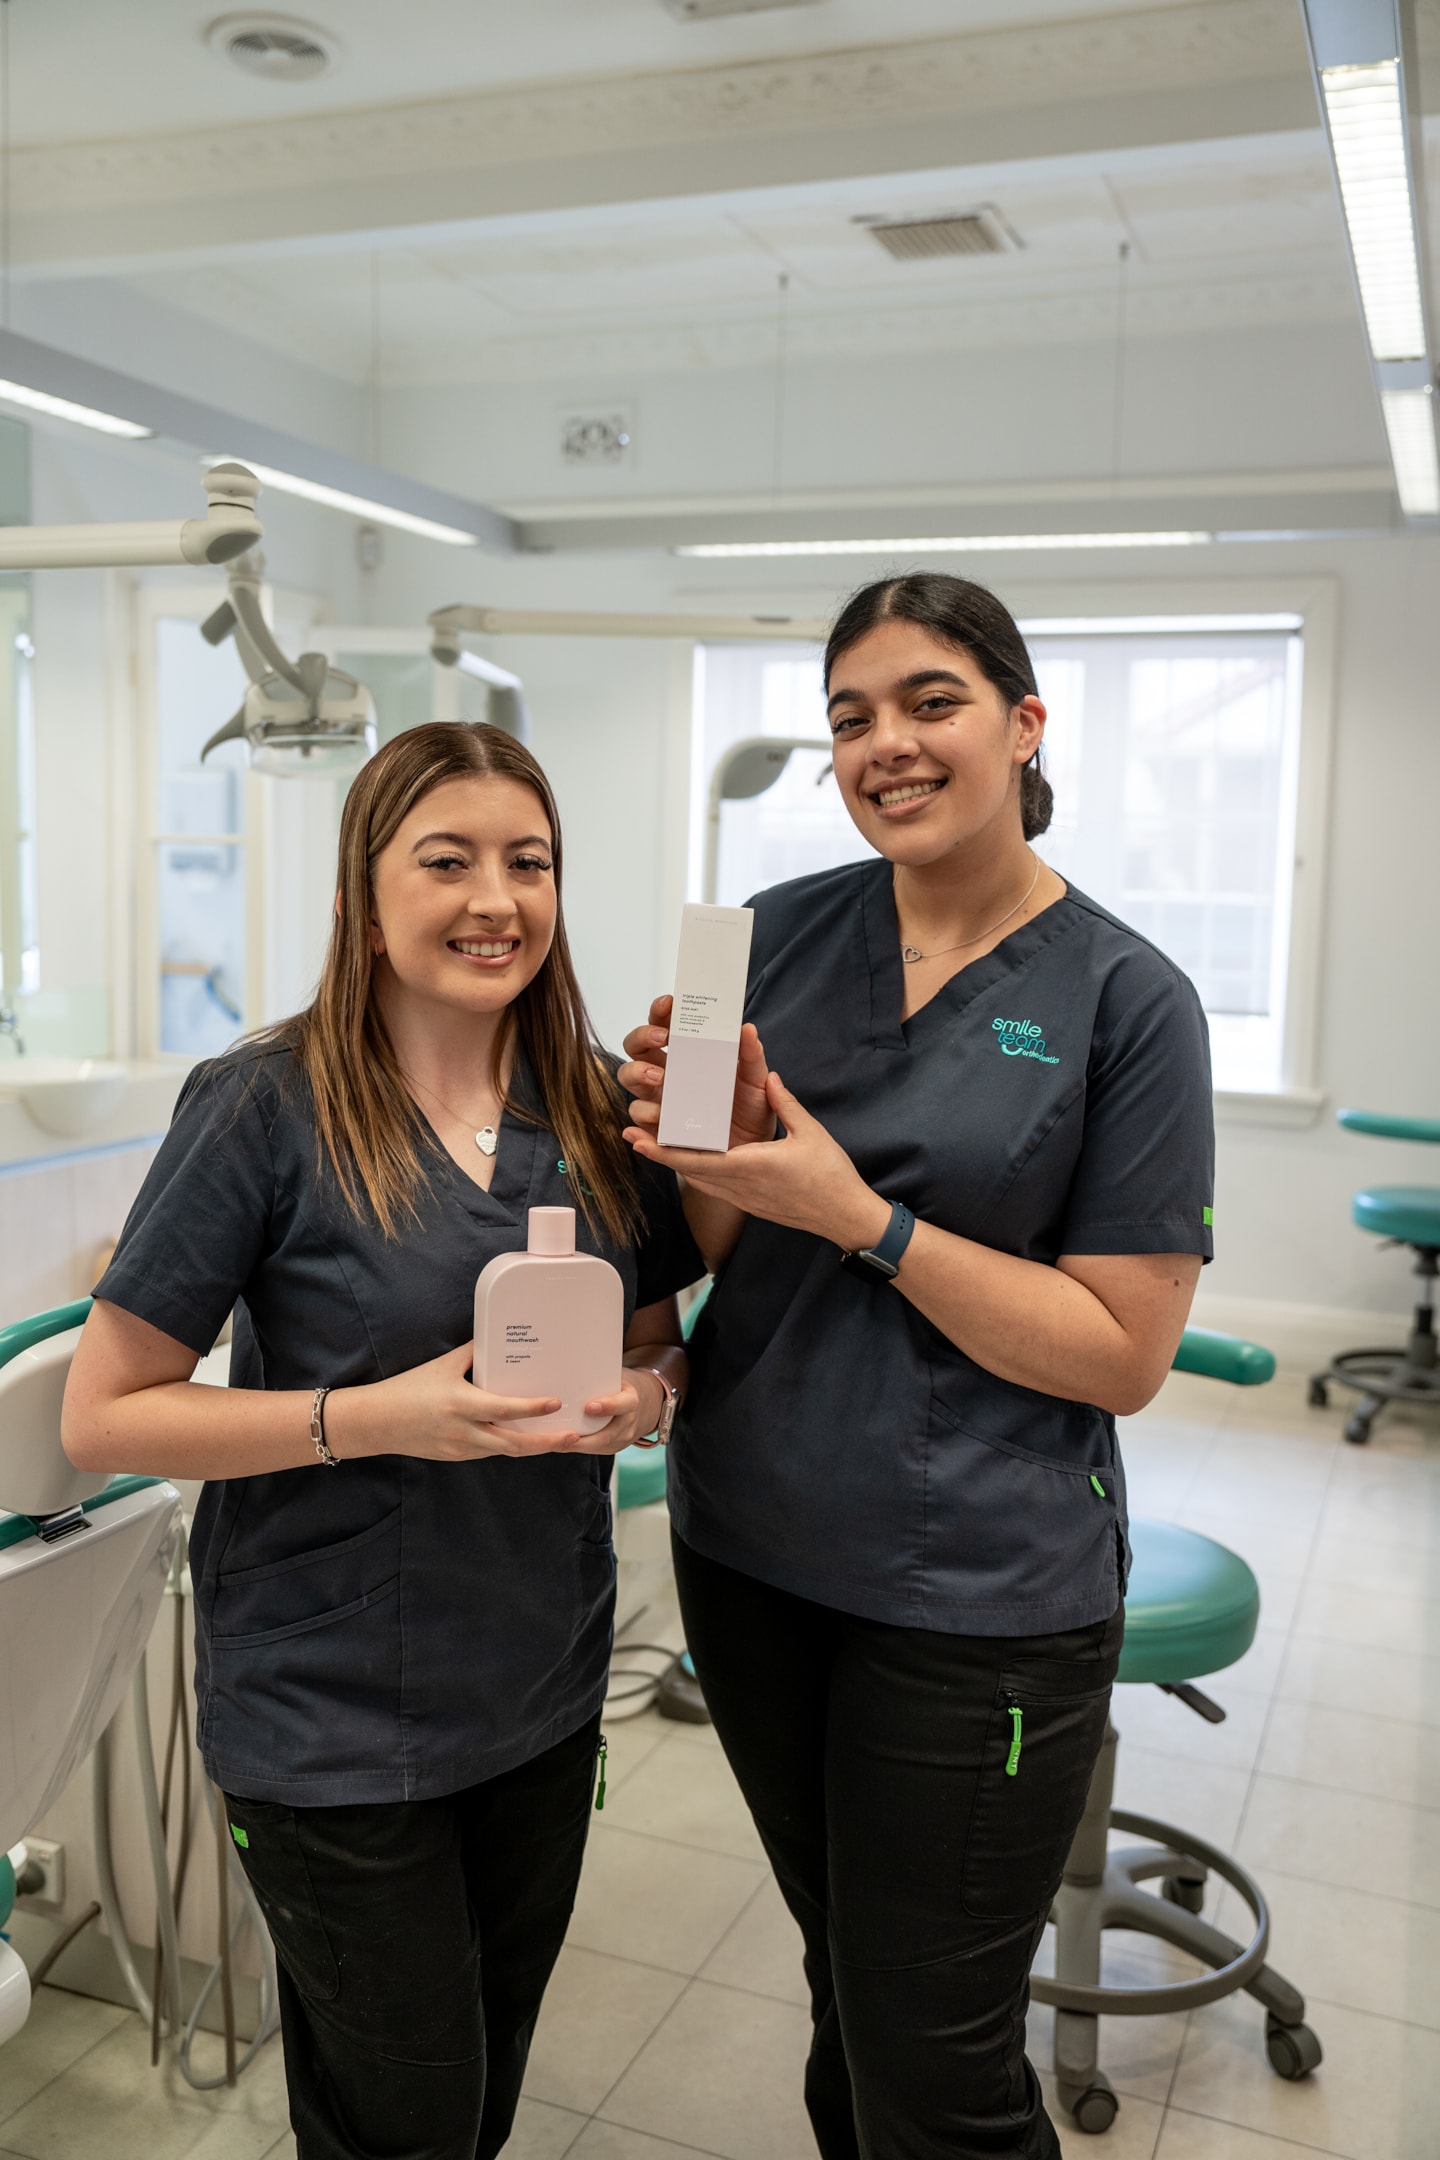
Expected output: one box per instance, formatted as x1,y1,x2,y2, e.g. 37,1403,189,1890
991,1017,1059,1065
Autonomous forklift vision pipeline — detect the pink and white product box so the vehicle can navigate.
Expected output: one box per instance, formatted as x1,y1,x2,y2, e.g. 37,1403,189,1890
657,903,755,1154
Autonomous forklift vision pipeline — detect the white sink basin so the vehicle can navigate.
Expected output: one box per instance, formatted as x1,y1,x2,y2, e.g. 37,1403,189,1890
0,1059,130,1136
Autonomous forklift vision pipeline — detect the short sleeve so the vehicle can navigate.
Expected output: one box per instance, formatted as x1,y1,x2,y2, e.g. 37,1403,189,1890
94,1053,279,1355
631,1155,705,1310
1059,960,1215,1261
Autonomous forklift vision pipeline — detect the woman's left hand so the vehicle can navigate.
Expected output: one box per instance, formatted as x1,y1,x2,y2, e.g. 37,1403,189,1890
568,1371,665,1458
625,1070,890,1253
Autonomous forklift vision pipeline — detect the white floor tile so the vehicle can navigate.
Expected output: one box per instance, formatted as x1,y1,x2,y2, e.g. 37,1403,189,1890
1153,2109,1333,2159
1235,1774,1440,1910
1289,1578,1440,1655
1277,1634,1440,1729
0,2012,288,2160
699,1879,808,2008
1213,1870,1440,2030
524,1947,686,2115
598,1979,813,2160
566,1823,764,1976
1039,2073,1164,2158
504,2098,589,2159
0,1989,130,2130
1170,1986,1440,2159
567,2123,726,2159
597,1729,766,1864
1113,1744,1254,1857
1257,1697,1440,1811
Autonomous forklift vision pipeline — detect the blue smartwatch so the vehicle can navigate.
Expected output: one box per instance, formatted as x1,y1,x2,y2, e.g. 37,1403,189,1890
839,1200,915,1283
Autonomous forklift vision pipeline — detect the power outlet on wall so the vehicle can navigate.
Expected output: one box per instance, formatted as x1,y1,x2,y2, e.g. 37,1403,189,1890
15,1837,63,1910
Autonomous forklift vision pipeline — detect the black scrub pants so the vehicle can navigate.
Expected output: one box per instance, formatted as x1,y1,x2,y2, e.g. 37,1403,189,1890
223,1715,601,2160
673,1535,1125,2160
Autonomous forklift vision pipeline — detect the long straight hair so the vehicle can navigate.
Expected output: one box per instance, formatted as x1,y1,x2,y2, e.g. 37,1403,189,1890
268,722,642,1245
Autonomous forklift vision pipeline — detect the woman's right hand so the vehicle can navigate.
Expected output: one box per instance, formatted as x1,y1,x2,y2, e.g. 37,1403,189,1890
326,1343,577,1462
619,996,776,1151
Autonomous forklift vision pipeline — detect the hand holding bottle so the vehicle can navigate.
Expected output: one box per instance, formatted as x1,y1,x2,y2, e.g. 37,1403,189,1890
325,1342,579,1462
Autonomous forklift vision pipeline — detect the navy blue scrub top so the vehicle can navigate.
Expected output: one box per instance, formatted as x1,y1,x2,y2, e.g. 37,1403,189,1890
672,862,1215,1638
96,1043,702,1806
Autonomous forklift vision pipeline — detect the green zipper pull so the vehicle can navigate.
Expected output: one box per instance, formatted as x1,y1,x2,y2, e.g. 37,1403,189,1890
1090,1474,1107,1498
594,1733,608,1812
1005,1705,1023,1777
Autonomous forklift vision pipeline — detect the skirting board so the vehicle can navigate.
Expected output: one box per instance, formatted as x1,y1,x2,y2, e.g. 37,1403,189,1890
1188,1293,1415,1375
6,1908,264,2043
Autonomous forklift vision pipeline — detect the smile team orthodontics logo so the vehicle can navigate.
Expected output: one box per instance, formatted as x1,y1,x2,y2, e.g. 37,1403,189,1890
992,1017,1059,1065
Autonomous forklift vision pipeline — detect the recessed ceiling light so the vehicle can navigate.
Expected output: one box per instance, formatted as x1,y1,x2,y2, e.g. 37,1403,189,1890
675,533,1213,559
206,13,338,83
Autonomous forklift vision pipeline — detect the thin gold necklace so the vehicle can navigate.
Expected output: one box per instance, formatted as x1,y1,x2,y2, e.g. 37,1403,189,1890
899,852,1041,965
404,1071,501,1157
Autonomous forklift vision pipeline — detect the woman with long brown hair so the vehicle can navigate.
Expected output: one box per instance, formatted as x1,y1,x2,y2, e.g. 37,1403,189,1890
63,722,699,2160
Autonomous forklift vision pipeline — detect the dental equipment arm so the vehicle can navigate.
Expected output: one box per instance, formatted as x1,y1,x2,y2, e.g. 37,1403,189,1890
0,464,261,570
199,548,374,775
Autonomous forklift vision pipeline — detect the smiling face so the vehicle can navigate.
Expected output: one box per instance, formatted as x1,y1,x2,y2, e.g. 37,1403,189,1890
367,772,557,1020
825,618,1047,868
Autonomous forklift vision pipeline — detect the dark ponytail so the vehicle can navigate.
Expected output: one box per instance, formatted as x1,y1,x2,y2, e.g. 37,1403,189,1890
824,573,1053,839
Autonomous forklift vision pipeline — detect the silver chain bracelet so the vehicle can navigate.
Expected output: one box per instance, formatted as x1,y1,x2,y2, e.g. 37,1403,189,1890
310,1385,338,1467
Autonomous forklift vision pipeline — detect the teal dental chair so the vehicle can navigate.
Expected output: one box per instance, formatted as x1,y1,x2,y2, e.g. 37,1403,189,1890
1308,1108,1440,1444
1033,1326,1321,2135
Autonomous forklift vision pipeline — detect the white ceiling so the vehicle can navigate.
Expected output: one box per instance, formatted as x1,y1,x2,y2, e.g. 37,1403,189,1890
9,0,1209,145
121,131,1355,387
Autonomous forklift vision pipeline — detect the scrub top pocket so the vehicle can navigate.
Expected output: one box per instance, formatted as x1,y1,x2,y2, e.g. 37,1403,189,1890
960,1652,1115,1921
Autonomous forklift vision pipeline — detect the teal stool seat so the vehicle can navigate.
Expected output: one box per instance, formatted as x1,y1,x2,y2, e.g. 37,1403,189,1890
1316,1109,1440,1443
1118,1520,1259,1687
614,1444,667,1511
1338,1108,1440,1146
1352,1185,1440,1246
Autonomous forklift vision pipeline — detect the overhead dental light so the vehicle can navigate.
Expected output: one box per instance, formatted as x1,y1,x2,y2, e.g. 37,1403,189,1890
0,463,261,570
1300,0,1440,518
429,616,531,742
201,551,376,778
703,735,831,904
0,379,153,439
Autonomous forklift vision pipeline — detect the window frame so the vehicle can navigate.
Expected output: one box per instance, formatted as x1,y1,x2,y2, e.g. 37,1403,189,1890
1004,575,1335,1127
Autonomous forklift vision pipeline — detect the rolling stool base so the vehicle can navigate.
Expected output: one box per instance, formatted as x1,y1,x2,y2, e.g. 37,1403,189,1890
1032,1724,1322,2133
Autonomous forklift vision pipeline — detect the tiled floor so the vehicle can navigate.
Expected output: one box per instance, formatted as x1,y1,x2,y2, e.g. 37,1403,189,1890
2,1366,1437,2158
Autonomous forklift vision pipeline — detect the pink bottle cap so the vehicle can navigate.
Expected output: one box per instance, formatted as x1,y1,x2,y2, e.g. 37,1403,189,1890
527,1207,576,1256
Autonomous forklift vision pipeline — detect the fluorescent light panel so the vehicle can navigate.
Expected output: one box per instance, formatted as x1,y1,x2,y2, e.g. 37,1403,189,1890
1380,386,1440,514
675,532,1213,559
214,459,479,546
1320,61,1427,361
0,377,153,439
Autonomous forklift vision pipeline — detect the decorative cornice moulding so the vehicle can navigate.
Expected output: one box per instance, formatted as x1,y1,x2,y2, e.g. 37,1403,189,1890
16,1,1304,216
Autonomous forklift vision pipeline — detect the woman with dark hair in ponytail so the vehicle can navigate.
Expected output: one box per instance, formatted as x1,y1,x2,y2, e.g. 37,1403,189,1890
621,575,1215,2159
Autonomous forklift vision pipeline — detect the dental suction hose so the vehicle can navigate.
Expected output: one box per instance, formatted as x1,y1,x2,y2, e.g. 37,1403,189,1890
89,1529,279,2087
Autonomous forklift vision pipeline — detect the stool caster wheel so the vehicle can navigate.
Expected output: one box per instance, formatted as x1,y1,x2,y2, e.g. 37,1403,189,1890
1266,2016,1323,2080
1307,1378,1328,1408
1343,1409,1374,1446
1066,2076,1119,2135
1162,1870,1206,1915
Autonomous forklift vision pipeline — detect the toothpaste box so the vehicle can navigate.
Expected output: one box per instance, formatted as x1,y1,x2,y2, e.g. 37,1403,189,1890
657,903,755,1153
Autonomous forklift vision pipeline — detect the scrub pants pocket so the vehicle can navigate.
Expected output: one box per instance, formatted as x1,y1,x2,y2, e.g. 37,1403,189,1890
222,1797,340,2001
961,1628,1122,1923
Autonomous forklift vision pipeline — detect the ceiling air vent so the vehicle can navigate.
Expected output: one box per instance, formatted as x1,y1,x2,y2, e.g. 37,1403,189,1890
859,211,1019,263
207,14,337,82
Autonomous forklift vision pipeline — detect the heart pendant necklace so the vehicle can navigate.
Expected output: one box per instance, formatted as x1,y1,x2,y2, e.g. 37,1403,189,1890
404,1071,500,1159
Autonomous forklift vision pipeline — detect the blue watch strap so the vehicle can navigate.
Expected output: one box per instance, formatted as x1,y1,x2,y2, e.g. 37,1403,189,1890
840,1200,915,1281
